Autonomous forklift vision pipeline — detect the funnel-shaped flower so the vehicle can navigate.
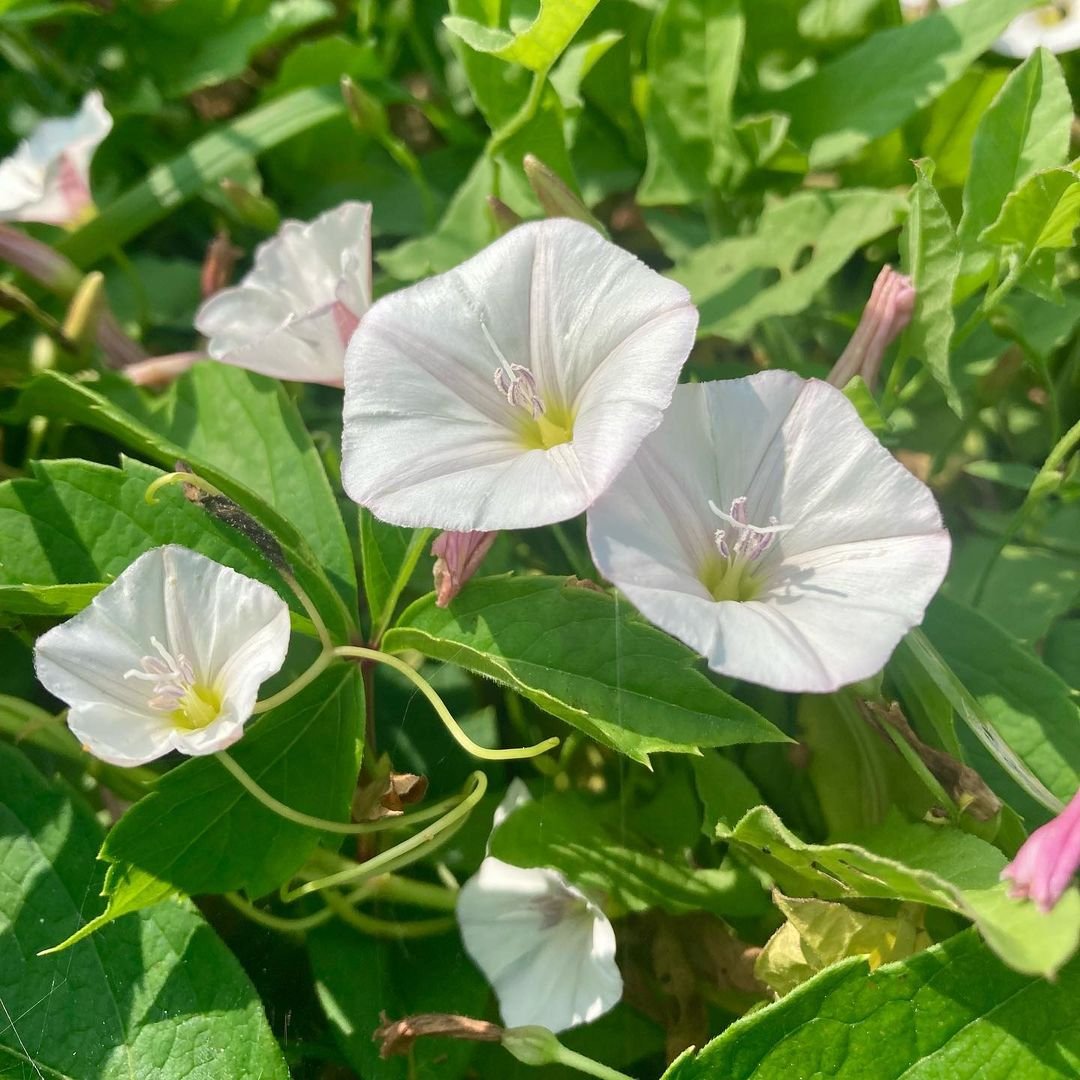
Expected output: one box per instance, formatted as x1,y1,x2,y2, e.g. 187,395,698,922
195,201,372,385
1002,789,1080,911
34,546,291,766
0,91,112,226
939,0,1080,56
341,218,697,531
457,781,622,1032
587,373,950,693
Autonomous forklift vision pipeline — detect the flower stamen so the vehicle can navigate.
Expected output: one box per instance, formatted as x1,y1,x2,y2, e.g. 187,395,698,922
703,497,790,602
125,636,221,730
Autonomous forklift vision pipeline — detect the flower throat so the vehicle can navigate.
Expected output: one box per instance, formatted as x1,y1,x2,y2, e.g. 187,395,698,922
700,496,788,602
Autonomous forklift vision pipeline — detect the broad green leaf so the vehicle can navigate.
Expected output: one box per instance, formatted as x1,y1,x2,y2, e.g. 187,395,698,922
692,750,762,837
672,189,906,341
959,48,1072,251
60,86,344,268
921,595,1080,803
981,166,1080,260
899,160,963,414
549,29,623,112
309,927,489,1080
963,460,1041,491
637,0,746,206
0,457,301,620
0,742,289,1079
1045,618,1080,690
67,664,362,941
662,928,1080,1080
718,806,1080,977
444,0,599,73
359,509,432,640
491,792,763,917
165,0,334,96
775,0,1035,168
9,367,357,637
384,576,786,764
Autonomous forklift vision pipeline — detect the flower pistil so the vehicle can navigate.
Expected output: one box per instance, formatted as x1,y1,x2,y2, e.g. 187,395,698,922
703,496,789,602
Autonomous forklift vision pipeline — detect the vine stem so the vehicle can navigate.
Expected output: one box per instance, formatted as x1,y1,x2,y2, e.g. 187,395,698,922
335,645,559,762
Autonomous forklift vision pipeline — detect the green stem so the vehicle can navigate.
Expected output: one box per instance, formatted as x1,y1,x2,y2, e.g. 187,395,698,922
369,527,433,646
553,1045,636,1080
324,892,455,938
282,771,487,902
336,645,559,761
144,470,223,505
251,649,335,715
224,892,334,933
488,70,548,159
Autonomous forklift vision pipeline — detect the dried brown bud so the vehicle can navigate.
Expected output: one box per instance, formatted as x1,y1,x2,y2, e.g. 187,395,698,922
373,1012,503,1059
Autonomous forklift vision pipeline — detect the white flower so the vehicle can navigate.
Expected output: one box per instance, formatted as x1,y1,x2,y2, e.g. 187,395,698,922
34,545,291,767
939,0,1080,57
457,780,623,1033
195,201,373,386
586,373,951,694
341,218,697,531
0,91,112,226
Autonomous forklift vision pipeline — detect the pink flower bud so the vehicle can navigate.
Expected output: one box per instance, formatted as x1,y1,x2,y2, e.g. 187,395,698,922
431,530,497,607
828,265,916,392
1002,788,1080,912
200,232,242,299
0,224,81,292
124,352,203,389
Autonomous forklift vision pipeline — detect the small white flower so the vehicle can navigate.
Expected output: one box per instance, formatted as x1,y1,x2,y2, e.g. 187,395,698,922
195,201,373,386
457,780,623,1033
586,373,951,694
341,218,697,531
34,545,291,767
0,91,112,226
939,0,1080,57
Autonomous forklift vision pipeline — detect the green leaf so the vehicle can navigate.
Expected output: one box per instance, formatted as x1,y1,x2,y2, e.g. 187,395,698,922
920,595,1080,804
309,927,490,1080
672,189,906,341
491,792,761,916
899,160,963,415
637,0,746,206
980,166,1080,259
443,0,600,73
0,742,289,1079
384,576,786,764
359,510,432,640
718,806,1080,977
0,457,304,619
959,48,1072,252
67,664,362,942
9,366,357,637
166,0,334,96
662,928,1080,1080
775,0,1035,168
692,750,762,837
59,86,344,268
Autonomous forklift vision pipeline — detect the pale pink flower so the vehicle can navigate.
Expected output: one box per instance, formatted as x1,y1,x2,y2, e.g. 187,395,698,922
431,531,497,607
1002,789,1080,912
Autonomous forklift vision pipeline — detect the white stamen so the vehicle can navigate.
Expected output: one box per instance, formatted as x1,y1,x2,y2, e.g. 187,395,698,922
124,636,200,714
709,497,790,564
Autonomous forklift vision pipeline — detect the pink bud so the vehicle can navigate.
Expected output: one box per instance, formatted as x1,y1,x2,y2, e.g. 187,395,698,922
124,352,203,389
431,530,497,607
0,224,81,292
200,232,242,299
828,265,916,391
1001,788,1080,912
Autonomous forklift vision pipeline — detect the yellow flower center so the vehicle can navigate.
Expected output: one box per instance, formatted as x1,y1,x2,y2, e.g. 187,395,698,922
521,404,574,450
170,683,223,730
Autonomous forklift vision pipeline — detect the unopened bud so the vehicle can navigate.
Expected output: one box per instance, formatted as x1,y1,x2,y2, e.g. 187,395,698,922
488,196,523,237
0,225,82,293
201,232,242,298
219,179,280,232
501,1027,563,1067
341,75,389,138
828,265,915,392
124,352,203,389
61,271,106,357
523,154,604,234
373,1012,502,1060
431,530,497,607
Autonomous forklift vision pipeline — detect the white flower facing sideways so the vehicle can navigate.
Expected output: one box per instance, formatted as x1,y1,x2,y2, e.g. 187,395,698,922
457,780,622,1033
937,0,1080,56
195,201,372,385
587,372,951,694
34,545,291,767
0,91,112,226
341,218,698,531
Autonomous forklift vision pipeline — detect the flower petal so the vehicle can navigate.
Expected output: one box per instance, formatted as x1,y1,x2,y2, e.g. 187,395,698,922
342,218,697,530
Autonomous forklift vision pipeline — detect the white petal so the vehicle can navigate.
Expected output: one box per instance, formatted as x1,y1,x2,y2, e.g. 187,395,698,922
34,545,290,765
457,858,622,1032
341,218,697,530
492,778,532,831
587,375,951,693
195,201,372,384
0,91,111,225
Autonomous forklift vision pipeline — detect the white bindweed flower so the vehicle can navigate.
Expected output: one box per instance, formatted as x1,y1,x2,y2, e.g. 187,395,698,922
0,91,112,226
457,780,623,1033
587,373,951,693
341,218,697,530
34,545,291,767
195,201,372,386
938,0,1080,56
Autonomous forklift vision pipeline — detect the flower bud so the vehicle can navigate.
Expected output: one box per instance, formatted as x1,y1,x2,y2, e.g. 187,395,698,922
0,225,82,292
432,530,497,607
219,179,280,232
1002,787,1080,912
501,1026,563,1067
523,154,604,234
488,196,523,237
